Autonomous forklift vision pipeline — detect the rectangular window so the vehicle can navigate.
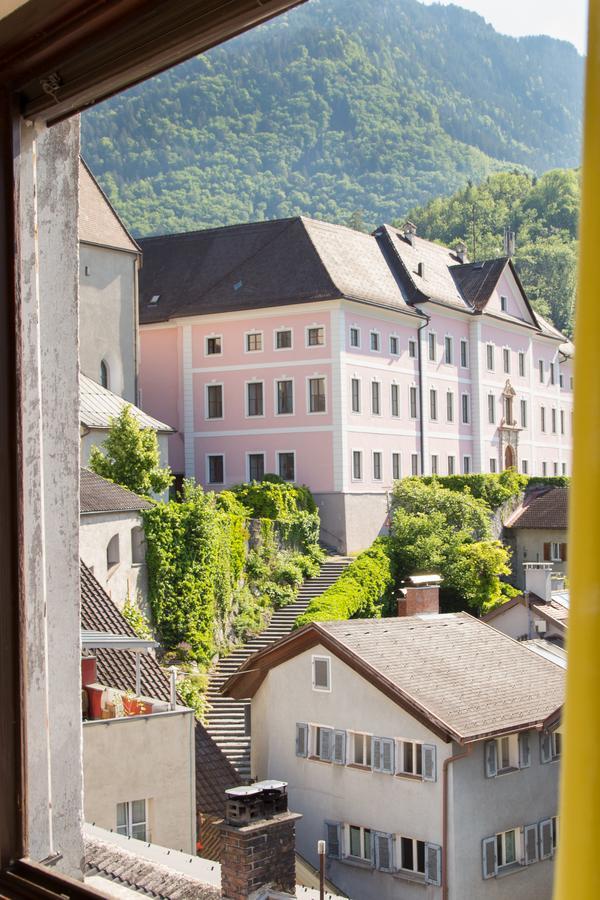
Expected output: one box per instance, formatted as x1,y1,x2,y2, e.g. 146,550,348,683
248,453,265,481
278,452,295,482
562,462,567,475
116,800,147,841
463,456,471,474
371,381,381,415
391,384,399,417
488,394,495,424
307,326,325,347
408,339,417,359
276,379,294,415
539,359,544,383
503,347,510,374
392,453,401,480
206,336,222,355
373,452,382,481
500,295,508,312
553,462,558,476
312,656,330,691
490,458,497,473
429,388,437,421
351,378,361,413
486,344,494,371
275,329,292,349
352,733,372,767
522,459,529,474
460,338,468,368
246,331,262,352
518,351,525,377
560,409,565,434
447,455,455,475
389,335,399,355
560,373,564,388
431,454,438,475
370,331,380,352
411,453,419,476
309,377,326,413
550,362,556,385
409,386,418,419
247,382,264,417
496,829,519,869
399,836,426,875
352,450,362,481
428,332,436,362
541,406,546,432
397,740,423,776
446,391,454,423
207,384,223,419
520,399,527,428
551,407,557,433
349,327,360,348
543,461,548,476
207,455,224,484
461,393,470,424
348,825,372,862
444,336,453,364
315,726,333,761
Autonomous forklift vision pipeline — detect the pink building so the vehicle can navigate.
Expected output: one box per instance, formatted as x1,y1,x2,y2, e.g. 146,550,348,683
138,218,573,553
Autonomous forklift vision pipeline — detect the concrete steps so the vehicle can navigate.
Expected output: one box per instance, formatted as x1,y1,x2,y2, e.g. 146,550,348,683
205,557,352,778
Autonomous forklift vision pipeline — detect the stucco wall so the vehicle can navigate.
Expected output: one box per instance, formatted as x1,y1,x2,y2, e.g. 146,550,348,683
80,511,148,612
314,491,389,554
83,710,196,853
486,601,564,643
507,528,568,588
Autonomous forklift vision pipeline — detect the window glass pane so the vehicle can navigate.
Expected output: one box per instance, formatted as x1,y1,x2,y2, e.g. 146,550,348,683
401,836,414,870
496,834,503,867
116,802,128,831
131,800,146,824
353,451,362,479
276,330,292,349
207,384,223,418
364,829,372,861
309,378,326,412
354,734,364,765
370,332,379,351
249,454,264,481
278,453,295,481
208,455,224,484
350,826,361,858
365,737,372,766
246,332,262,351
416,840,425,874
247,382,263,416
308,327,324,346
403,742,413,773
390,336,398,355
277,380,293,414
409,340,416,358
415,743,422,775
132,823,147,840
313,658,329,688
504,830,516,865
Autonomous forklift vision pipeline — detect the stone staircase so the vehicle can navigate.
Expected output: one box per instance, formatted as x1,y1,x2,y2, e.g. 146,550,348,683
205,557,352,779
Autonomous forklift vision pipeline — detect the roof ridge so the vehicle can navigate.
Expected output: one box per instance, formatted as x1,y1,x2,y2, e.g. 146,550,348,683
138,216,300,243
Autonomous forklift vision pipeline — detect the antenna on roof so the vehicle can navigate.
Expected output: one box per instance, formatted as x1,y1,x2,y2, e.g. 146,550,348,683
503,226,516,257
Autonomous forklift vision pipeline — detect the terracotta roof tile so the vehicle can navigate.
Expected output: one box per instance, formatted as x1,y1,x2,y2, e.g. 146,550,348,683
79,159,140,254
80,468,153,514
506,487,569,529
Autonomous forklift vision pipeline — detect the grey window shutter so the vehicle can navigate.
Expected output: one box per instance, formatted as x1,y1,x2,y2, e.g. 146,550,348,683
375,832,393,871
381,738,395,774
422,744,437,782
540,732,552,764
485,740,498,778
519,731,531,768
295,723,308,757
320,727,333,762
524,824,539,865
333,730,346,765
325,822,341,859
539,819,553,859
482,836,497,879
372,737,382,771
425,843,442,885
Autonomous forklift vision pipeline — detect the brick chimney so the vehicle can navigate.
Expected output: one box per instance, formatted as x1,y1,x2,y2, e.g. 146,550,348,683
402,220,417,246
397,574,441,617
454,241,468,264
219,781,301,900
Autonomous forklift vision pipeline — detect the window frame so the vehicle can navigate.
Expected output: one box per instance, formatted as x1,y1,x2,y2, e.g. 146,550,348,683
346,825,373,864
447,455,455,475
306,325,326,348
205,334,223,356
446,391,454,423
488,393,495,425
116,799,147,841
206,453,225,485
205,382,224,420
275,378,294,416
369,330,381,353
408,338,417,359
429,388,438,422
392,452,401,480
428,332,436,362
409,385,418,420
245,379,265,418
389,334,399,356
460,338,469,368
350,377,361,414
411,453,419,476
352,449,363,482
312,655,331,692
277,451,295,482
518,351,525,377
244,330,263,353
444,335,453,365
503,347,510,374
307,376,327,414
349,326,360,349
372,450,383,482
461,392,470,424
486,343,495,371
390,382,400,418
274,328,293,351
371,379,381,416
246,451,266,482
463,455,471,474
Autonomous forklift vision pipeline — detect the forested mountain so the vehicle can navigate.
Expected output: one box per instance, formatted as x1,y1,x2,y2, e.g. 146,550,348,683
404,169,579,336
82,0,583,237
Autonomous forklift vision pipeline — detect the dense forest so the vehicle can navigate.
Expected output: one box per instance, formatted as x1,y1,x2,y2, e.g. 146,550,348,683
404,169,579,337
82,0,583,236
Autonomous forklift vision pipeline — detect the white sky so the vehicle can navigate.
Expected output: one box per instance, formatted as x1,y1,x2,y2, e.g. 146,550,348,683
419,0,589,55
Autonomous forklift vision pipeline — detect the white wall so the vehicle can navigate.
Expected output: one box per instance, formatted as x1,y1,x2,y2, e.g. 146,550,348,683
487,602,564,643
80,511,148,612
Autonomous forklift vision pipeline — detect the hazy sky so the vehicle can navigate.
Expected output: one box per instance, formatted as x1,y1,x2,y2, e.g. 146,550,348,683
419,0,589,55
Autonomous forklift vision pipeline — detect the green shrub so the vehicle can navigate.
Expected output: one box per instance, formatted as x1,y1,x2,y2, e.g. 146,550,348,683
231,480,317,518
177,673,209,722
526,476,570,488
122,595,153,639
295,539,394,628
414,470,526,510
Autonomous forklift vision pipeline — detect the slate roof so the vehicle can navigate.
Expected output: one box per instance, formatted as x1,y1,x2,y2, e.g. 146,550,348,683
80,373,174,433
79,159,140,254
506,486,569,530
223,613,564,742
80,467,153,515
196,726,241,818
451,257,509,309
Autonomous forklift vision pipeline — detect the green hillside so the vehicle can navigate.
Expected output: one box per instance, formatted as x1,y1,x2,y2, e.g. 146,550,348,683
82,0,583,237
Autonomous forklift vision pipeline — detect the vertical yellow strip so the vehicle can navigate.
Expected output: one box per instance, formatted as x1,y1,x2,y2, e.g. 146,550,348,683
555,3,600,897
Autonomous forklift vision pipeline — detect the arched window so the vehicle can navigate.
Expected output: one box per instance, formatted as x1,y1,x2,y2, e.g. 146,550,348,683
131,526,145,565
100,359,109,389
106,534,120,573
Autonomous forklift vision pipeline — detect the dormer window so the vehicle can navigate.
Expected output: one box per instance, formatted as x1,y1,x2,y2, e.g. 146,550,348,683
500,296,508,312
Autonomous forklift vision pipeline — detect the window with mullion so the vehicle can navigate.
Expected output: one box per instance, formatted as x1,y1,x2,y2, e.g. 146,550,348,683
207,384,223,418
371,381,381,415
277,379,293,415
309,377,326,413
247,382,264,416
349,825,372,862
248,453,265,481
351,378,361,413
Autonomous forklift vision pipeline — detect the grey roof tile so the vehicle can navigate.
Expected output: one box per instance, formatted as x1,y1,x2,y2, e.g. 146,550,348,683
80,467,153,514
79,159,140,254
506,487,569,530
80,373,174,433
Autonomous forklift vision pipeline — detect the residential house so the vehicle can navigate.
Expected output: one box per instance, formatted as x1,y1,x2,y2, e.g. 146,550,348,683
80,467,152,612
137,218,573,553
483,562,568,646
503,486,569,588
223,606,564,900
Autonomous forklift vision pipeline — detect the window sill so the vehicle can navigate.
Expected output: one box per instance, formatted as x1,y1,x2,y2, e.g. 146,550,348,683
392,869,426,885
496,862,526,879
496,766,519,777
308,755,331,764
341,856,374,870
347,763,372,773
395,772,422,782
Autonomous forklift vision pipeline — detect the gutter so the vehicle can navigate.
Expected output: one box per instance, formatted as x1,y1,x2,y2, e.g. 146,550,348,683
417,311,430,475
442,743,472,900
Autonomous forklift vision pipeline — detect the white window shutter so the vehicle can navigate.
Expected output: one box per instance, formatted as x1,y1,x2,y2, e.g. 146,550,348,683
372,737,382,771
425,843,442,885
375,832,393,871
295,723,308,757
320,727,333,762
422,744,437,782
333,730,346,765
381,738,395,774
524,823,539,865
482,836,497,879
325,822,341,859
484,740,498,778
519,731,531,768
540,732,552,764
539,819,553,859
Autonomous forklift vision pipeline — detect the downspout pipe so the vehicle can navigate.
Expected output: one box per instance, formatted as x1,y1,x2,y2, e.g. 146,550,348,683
442,743,472,900
417,312,430,475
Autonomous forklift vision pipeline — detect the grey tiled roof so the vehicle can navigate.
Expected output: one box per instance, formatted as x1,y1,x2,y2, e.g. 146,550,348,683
506,487,569,530
79,159,140,254
80,467,153,514
450,257,509,309
80,373,174,433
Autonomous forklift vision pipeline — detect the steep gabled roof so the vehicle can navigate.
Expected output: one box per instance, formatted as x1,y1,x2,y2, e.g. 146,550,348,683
80,467,153,514
80,373,174,433
223,613,564,743
79,159,140,254
450,257,509,309
505,486,569,530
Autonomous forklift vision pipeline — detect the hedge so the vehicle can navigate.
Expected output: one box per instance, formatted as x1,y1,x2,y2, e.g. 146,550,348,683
294,538,394,628
415,470,525,510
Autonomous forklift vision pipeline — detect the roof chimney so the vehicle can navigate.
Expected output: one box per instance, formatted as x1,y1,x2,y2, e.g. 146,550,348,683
503,227,516,257
524,562,553,603
402,220,417,246
454,241,468,264
397,574,441,617
219,781,301,900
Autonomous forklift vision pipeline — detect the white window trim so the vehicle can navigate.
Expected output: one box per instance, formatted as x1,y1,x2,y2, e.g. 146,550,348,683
274,376,295,417
312,655,331,692
349,325,361,349
444,334,453,365
306,374,328,415
431,454,439,475
460,338,469,369
246,451,266,482
372,450,383,482
305,324,326,349
205,381,224,421
116,800,147,841
398,835,426,877
518,351,526,377
389,333,400,356
351,449,363,482
350,731,373,768
369,330,381,353
496,827,522,869
409,384,418,420
446,391,454,423
462,455,472,475
245,379,265,419
428,331,436,362
429,388,438,422
411,453,420,476
503,346,511,374
408,338,417,359
461,392,470,424
350,376,361,415
276,450,296,482
274,327,294,351
390,382,400,418
488,393,495,425
371,379,382,416
447,455,455,475
486,343,495,372
344,824,373,864
205,453,225,485
244,329,264,354
392,452,402,480
205,333,223,357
